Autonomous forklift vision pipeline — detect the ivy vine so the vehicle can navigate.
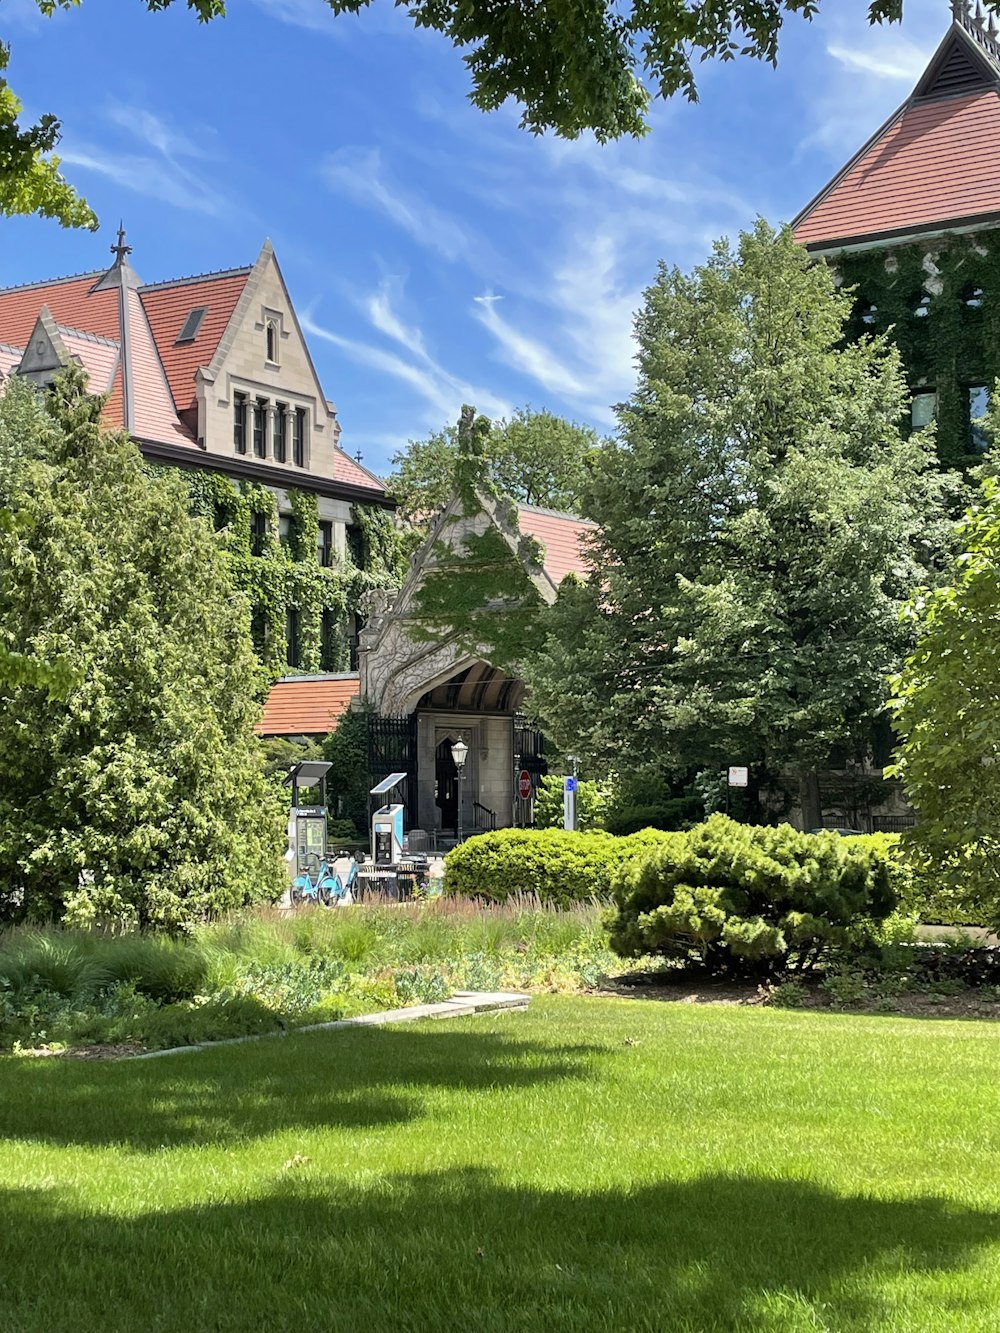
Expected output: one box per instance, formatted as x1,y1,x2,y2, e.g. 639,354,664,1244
837,231,1000,469
147,465,403,682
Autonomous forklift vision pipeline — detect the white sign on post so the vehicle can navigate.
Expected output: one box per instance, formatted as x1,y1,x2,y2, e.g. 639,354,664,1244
727,766,749,788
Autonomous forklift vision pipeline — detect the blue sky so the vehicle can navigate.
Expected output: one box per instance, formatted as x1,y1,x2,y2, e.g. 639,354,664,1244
1,0,949,475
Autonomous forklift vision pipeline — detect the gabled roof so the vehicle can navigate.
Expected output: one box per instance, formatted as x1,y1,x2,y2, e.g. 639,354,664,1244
0,239,391,501
256,673,360,736
0,259,192,445
139,267,252,418
516,504,595,585
794,6,1000,252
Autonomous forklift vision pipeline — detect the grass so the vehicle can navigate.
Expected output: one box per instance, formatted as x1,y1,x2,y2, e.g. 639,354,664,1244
2,995,1000,1330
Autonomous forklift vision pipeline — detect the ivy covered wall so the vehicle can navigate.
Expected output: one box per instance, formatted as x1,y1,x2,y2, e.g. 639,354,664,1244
838,230,1000,469
149,466,404,679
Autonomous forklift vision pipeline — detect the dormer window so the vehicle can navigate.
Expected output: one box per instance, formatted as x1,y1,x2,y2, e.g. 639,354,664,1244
963,284,985,310
912,292,931,319
176,307,207,344
857,299,878,327
266,320,278,363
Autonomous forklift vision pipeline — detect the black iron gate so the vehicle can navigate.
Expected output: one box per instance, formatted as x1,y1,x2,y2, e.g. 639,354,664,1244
367,713,419,828
513,715,548,826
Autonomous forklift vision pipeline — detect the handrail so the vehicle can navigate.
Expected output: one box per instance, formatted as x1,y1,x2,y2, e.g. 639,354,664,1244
472,801,497,831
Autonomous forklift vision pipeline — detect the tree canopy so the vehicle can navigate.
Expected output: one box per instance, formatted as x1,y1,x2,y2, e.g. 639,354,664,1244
389,408,600,526
5,0,956,226
524,223,962,826
0,370,286,930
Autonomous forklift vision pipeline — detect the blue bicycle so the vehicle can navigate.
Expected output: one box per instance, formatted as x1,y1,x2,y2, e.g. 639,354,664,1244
291,854,357,908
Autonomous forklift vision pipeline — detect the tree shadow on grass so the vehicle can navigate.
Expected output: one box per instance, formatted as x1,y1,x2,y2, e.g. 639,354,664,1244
0,1169,997,1332
0,1025,603,1150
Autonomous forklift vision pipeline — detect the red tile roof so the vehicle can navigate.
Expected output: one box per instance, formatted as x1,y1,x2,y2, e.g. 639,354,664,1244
794,89,1000,249
256,674,360,736
330,448,388,492
516,505,595,585
139,270,251,417
0,273,119,344
124,288,193,444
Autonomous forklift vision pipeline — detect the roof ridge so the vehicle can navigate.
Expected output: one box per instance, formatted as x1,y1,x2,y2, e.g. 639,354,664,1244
138,266,253,292
274,673,361,683
517,501,596,523
0,341,24,356
0,270,105,296
56,324,121,348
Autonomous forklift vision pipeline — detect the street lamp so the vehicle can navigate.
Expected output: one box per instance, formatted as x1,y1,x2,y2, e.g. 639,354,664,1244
451,738,469,842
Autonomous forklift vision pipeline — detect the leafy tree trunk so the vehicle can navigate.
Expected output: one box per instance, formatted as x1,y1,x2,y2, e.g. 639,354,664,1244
798,771,823,832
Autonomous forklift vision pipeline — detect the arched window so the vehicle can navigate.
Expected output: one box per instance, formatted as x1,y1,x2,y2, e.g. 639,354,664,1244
962,284,984,310
857,299,878,327
266,320,277,362
912,291,931,318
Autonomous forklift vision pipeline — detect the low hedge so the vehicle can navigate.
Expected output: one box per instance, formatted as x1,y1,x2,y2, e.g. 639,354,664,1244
443,828,680,906
609,815,895,971
604,799,702,837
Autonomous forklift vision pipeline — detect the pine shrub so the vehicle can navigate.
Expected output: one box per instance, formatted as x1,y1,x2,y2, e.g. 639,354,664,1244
609,815,895,971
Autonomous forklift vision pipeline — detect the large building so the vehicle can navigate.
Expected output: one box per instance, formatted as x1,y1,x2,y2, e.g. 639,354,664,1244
0,233,396,679
794,0,1000,467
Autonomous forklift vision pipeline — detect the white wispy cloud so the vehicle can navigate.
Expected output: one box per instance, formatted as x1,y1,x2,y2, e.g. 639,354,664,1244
61,105,227,215
472,295,587,399
250,0,338,34
322,148,473,262
827,40,931,82
304,292,512,430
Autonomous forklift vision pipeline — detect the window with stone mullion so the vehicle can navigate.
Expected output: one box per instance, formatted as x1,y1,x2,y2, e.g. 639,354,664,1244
253,397,268,458
233,392,248,454
273,402,287,463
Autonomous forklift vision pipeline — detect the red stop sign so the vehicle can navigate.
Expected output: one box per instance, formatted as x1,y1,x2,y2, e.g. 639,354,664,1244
517,770,532,800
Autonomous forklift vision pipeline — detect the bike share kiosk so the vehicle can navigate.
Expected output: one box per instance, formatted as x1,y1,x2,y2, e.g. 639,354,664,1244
284,760,332,877
370,771,407,864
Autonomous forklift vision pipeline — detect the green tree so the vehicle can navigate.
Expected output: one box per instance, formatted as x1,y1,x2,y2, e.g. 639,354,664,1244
389,408,599,526
5,0,935,226
525,223,962,828
887,467,1000,914
0,371,286,930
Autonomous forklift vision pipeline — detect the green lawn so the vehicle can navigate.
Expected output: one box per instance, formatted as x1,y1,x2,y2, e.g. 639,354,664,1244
2,996,1000,1331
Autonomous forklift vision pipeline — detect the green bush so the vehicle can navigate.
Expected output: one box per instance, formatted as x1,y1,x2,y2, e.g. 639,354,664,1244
609,815,895,971
327,819,363,848
604,798,702,837
442,828,681,906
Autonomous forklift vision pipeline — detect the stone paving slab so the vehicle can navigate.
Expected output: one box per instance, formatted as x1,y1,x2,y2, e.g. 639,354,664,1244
129,990,531,1061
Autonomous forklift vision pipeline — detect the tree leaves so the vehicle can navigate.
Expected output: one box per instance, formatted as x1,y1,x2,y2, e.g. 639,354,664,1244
0,372,286,929
526,223,963,802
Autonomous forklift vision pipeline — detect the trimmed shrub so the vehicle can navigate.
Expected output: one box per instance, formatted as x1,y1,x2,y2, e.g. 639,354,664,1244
609,815,895,971
604,798,702,837
443,828,681,906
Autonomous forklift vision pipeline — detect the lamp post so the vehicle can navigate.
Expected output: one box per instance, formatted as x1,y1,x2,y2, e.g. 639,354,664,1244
451,738,468,842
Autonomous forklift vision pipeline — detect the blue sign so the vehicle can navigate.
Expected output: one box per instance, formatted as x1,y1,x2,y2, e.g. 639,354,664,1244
565,776,577,793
